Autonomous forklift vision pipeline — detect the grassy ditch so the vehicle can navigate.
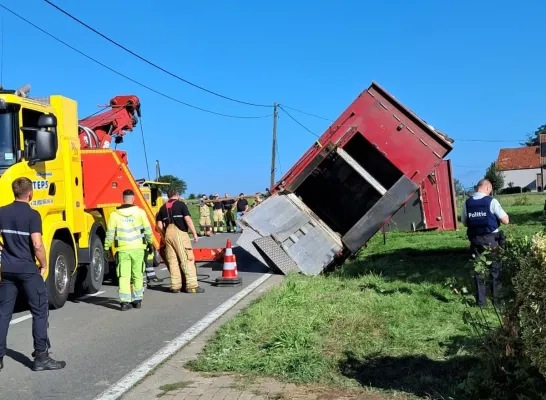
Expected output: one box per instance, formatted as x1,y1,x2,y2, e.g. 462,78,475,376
188,196,545,398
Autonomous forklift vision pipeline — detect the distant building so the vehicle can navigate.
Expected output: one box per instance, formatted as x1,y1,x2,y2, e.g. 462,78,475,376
496,146,542,191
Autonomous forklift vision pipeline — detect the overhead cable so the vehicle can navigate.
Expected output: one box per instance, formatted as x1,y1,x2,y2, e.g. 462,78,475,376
44,0,273,108
0,3,271,119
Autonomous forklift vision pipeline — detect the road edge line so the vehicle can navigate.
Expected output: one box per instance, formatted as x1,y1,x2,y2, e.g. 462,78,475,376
93,273,274,400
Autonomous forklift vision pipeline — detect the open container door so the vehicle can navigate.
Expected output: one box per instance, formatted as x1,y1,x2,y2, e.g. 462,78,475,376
238,82,454,275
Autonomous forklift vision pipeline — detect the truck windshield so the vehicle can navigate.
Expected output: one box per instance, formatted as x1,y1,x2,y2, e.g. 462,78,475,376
0,111,16,169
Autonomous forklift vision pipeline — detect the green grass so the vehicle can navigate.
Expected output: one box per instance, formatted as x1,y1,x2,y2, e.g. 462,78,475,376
187,194,546,398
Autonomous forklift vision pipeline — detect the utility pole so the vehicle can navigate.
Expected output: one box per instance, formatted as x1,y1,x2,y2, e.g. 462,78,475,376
270,102,278,189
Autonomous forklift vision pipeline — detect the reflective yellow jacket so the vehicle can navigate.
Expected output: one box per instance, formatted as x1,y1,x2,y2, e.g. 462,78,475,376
104,205,153,252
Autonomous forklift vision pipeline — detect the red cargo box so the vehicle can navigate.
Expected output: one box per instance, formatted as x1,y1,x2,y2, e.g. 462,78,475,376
272,81,454,253
383,159,458,232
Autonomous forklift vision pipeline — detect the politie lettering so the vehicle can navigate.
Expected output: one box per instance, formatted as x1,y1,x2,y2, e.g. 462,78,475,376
32,180,49,190
468,211,487,218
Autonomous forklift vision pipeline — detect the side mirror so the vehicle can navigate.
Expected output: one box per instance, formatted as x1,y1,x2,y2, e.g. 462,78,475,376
22,114,58,164
33,128,58,162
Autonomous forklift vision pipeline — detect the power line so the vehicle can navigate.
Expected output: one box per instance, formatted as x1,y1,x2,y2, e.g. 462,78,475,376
453,164,487,169
44,0,272,109
0,3,271,119
278,105,320,138
279,104,332,121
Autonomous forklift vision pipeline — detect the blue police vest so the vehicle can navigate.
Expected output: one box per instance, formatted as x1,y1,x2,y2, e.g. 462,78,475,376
465,196,498,237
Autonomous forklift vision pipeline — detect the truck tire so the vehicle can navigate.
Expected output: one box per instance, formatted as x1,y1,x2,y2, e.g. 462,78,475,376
47,240,75,310
79,234,105,294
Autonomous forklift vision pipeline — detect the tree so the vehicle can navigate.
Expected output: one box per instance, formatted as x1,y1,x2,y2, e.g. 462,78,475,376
157,174,187,196
453,178,465,196
522,124,546,146
188,193,196,200
484,161,504,194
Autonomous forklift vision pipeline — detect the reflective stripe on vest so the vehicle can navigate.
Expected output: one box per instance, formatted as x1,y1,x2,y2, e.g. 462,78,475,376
114,212,146,249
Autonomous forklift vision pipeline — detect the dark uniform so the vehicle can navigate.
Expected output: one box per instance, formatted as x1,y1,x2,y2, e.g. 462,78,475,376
222,199,236,233
0,201,65,371
463,193,507,307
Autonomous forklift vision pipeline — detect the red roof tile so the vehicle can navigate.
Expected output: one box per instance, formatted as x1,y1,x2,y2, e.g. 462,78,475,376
496,146,541,170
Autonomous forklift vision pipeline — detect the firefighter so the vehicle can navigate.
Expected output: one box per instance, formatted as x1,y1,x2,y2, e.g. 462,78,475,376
212,194,225,233
157,189,204,294
222,193,236,233
461,179,510,307
198,194,213,237
104,189,153,311
0,177,66,372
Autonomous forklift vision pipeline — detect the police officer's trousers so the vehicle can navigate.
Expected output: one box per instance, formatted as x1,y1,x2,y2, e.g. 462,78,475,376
0,271,49,357
164,225,198,291
470,233,502,307
116,249,145,304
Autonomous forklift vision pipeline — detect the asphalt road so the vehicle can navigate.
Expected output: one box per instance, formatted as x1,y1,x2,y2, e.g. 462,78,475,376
0,233,270,400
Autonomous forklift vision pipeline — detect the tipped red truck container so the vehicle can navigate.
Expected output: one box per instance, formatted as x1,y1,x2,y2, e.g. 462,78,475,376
383,159,458,233
236,81,455,276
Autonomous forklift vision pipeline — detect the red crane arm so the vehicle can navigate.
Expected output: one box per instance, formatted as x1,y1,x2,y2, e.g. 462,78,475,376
78,95,141,149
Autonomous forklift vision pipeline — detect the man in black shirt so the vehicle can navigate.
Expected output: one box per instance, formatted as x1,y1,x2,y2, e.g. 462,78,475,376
235,193,249,233
222,193,236,233
157,189,204,294
0,177,66,372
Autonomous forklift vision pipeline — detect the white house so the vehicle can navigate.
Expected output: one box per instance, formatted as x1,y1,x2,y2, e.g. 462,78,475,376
496,146,542,191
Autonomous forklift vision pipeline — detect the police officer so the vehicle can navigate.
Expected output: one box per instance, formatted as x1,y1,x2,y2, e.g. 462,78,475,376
157,189,204,294
462,179,510,307
104,189,153,311
0,177,66,372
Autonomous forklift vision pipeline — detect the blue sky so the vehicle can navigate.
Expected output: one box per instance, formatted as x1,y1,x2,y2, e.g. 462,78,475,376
2,0,545,194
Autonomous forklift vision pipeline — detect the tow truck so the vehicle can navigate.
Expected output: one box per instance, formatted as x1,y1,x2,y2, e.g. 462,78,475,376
0,84,223,309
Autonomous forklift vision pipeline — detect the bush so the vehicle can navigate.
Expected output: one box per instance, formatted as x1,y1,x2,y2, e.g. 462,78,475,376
500,186,523,195
523,187,531,193
515,233,546,377
455,233,546,399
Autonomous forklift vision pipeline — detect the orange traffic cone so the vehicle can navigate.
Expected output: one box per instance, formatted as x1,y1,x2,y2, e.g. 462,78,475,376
215,238,243,287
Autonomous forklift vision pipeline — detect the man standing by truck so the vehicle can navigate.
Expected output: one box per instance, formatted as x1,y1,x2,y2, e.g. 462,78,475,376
157,189,204,294
104,189,153,311
461,179,509,307
222,193,236,233
0,177,66,372
235,193,249,233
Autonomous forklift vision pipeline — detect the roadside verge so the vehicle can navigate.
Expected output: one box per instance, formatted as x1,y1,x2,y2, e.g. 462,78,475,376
93,273,282,400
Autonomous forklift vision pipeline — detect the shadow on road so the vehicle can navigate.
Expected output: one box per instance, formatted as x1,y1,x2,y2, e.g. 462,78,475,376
6,348,33,369
70,296,122,311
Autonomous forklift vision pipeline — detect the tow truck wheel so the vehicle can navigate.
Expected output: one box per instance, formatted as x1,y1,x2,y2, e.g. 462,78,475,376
80,234,105,294
47,239,75,310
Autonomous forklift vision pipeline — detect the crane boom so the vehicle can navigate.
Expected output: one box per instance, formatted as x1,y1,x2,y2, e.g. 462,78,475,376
78,95,141,149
